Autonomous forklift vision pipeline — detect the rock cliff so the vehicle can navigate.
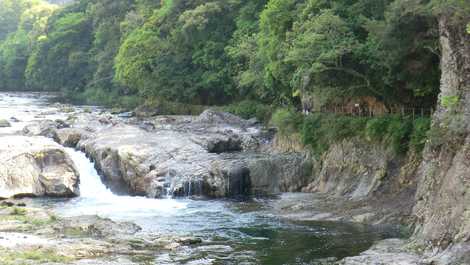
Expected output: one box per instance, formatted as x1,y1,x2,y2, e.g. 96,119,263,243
411,14,470,261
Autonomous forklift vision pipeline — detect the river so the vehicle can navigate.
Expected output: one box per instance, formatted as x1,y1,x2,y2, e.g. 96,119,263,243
0,92,399,265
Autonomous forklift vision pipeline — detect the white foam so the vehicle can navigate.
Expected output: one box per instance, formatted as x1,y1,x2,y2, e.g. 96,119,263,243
62,148,187,220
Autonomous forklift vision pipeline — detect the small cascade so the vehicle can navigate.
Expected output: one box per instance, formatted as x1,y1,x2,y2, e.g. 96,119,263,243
183,179,204,197
65,148,114,198
163,169,173,198
60,148,186,218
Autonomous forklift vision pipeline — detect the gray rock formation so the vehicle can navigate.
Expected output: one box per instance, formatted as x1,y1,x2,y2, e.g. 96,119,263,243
44,110,309,198
303,138,420,201
0,136,79,198
412,15,470,252
22,119,69,138
339,239,424,265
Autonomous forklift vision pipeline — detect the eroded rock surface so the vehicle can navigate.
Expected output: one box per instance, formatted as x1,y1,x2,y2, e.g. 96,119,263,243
411,15,470,256
0,136,79,198
42,109,309,198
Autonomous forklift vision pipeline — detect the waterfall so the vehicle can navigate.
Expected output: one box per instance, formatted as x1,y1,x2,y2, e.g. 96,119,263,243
65,148,114,198
61,148,186,219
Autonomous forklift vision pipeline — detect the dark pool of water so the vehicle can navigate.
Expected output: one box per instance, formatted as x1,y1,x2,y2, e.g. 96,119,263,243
29,197,400,265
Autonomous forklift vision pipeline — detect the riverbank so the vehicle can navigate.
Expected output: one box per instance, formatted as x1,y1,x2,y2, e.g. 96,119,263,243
1,92,469,264
0,92,404,264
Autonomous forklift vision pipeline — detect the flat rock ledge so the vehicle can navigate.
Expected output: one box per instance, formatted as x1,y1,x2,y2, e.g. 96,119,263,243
0,136,79,198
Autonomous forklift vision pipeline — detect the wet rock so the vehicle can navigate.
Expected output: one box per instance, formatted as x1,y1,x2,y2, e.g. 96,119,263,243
0,201,14,207
73,109,305,198
176,237,202,245
0,136,79,198
0,119,11,128
338,239,424,265
54,215,141,239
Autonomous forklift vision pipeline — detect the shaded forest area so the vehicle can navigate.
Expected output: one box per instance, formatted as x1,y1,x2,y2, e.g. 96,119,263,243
0,0,468,118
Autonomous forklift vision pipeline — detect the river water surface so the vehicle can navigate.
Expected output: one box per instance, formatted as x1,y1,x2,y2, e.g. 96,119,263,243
1,92,398,265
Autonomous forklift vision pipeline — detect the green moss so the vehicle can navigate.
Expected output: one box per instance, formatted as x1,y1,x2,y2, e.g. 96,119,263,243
10,207,27,216
0,208,57,228
0,249,73,264
441,95,459,109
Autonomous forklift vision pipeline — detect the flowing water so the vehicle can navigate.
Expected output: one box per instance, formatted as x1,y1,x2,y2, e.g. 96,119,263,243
0,92,399,265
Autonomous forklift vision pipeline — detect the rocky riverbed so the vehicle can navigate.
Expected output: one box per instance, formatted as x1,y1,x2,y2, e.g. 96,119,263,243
1,92,468,265
0,92,400,264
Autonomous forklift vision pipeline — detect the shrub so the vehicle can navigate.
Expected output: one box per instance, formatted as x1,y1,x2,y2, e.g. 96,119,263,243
271,108,303,135
300,113,425,156
301,113,367,156
365,117,391,142
386,116,413,154
409,117,431,153
221,100,273,123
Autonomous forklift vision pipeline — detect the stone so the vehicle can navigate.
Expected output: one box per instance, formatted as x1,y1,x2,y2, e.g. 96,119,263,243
53,215,141,238
68,110,306,198
411,15,470,254
55,128,89,147
0,136,79,198
338,239,424,265
176,237,202,245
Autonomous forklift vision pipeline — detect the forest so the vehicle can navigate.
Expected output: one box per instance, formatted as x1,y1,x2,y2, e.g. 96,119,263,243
2,0,467,108
0,1,470,263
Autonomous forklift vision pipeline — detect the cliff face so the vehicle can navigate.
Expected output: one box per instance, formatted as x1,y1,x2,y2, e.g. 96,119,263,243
412,15,470,251
272,135,421,225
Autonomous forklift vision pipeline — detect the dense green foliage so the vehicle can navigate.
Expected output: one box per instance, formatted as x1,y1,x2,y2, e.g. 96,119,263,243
0,0,57,90
1,0,468,156
272,109,431,155
1,0,455,109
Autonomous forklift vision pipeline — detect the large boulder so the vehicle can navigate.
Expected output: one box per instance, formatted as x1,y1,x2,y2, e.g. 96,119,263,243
73,111,306,198
22,119,69,138
0,136,79,198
